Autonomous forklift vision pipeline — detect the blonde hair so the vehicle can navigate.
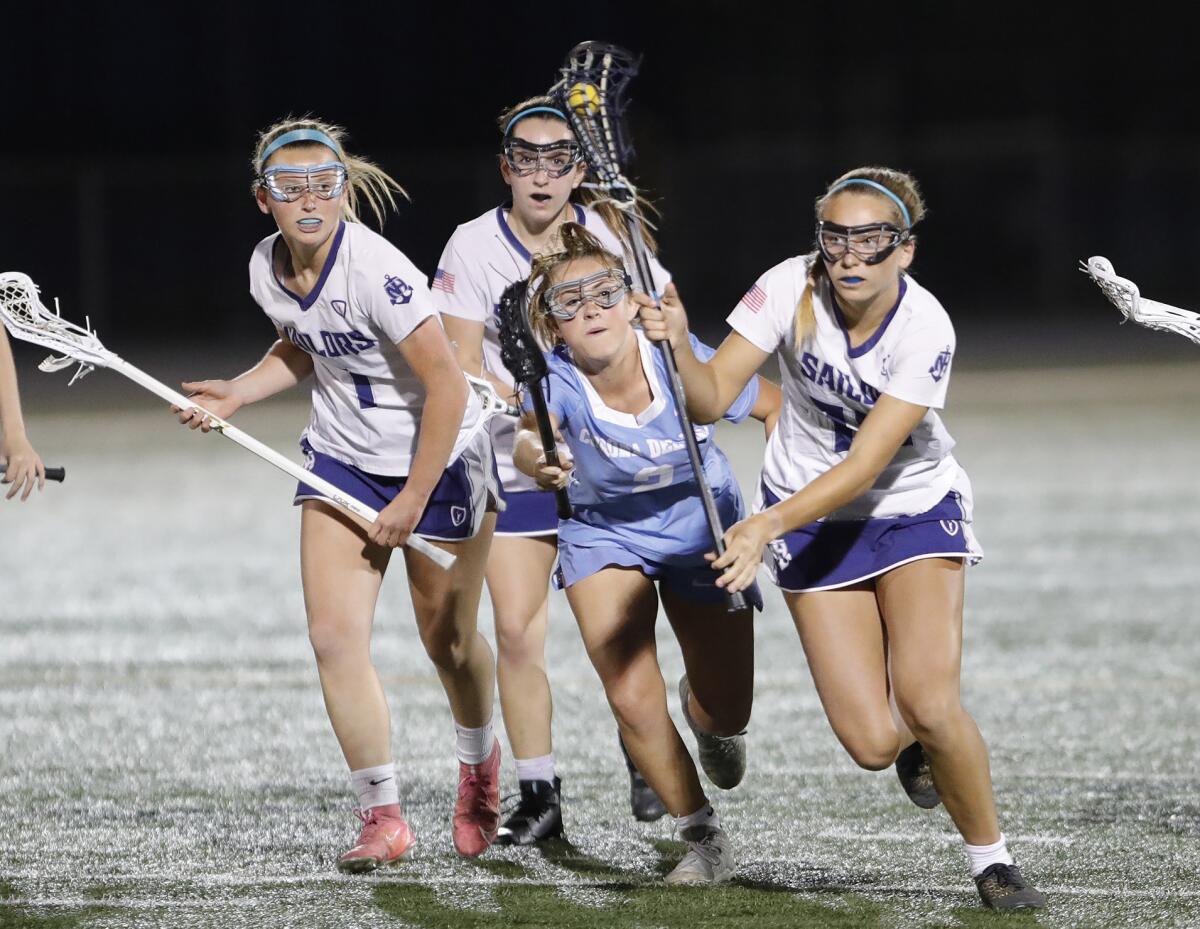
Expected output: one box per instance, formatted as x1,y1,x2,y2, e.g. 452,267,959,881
498,95,660,255
794,166,926,345
527,222,625,348
252,116,408,228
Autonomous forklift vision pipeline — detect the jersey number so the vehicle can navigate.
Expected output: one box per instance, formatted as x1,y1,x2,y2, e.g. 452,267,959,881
633,464,674,493
350,373,377,410
812,398,914,453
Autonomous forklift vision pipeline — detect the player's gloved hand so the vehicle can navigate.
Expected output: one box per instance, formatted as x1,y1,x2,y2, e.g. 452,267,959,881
370,488,426,549
1,433,46,501
174,380,244,432
633,282,689,352
708,510,781,594
533,454,573,492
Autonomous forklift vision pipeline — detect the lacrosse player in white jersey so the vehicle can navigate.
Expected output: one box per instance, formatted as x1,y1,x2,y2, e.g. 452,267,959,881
176,118,504,870
433,95,669,842
513,223,780,884
0,327,47,501
639,167,1045,911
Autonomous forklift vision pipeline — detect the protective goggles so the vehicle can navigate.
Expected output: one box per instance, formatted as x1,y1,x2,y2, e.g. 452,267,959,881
260,162,348,202
544,269,632,320
502,139,583,178
816,220,910,265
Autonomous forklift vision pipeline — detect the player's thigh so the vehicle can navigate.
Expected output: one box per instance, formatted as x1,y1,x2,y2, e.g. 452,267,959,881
300,500,389,647
875,558,966,717
784,587,893,736
660,585,754,717
486,534,557,633
404,513,497,635
565,567,660,681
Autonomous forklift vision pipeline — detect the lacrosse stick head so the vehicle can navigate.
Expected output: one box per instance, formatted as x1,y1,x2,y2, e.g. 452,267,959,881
553,41,641,193
496,279,550,388
0,272,111,380
1081,256,1200,344
1080,256,1139,322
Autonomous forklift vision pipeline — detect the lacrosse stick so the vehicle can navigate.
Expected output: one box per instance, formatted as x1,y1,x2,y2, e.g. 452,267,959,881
496,280,572,520
0,463,65,482
0,272,512,570
553,41,747,611
1080,257,1200,345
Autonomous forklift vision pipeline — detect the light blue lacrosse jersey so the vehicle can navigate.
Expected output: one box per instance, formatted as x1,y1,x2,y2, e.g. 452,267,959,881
534,330,759,564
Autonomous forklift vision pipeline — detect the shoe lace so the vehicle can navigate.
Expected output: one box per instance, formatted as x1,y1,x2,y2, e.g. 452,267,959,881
686,831,723,869
984,863,1020,889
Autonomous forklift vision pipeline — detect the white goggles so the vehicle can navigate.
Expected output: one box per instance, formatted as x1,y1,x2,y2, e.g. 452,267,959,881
260,162,348,202
544,269,632,320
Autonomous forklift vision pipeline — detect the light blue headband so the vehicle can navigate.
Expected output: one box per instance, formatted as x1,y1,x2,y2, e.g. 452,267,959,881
503,106,568,137
260,128,342,166
827,178,912,228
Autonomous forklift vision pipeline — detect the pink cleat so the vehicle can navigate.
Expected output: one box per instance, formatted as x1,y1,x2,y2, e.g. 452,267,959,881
336,804,417,874
453,740,501,856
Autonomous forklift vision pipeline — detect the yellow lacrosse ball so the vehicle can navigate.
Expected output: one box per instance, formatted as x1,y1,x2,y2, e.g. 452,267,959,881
567,82,600,116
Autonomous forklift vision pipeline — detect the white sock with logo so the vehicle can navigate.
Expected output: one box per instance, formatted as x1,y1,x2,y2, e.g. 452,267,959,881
964,833,1013,877
455,720,495,766
514,753,556,784
676,802,719,834
350,763,400,809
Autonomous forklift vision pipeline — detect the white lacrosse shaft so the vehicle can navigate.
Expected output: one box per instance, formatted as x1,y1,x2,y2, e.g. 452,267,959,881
114,356,456,570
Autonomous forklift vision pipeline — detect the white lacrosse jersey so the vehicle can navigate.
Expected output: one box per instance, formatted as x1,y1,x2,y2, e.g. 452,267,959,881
727,255,971,520
431,203,670,492
249,221,488,476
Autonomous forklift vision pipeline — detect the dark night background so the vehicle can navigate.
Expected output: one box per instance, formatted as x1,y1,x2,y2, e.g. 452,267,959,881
3,1,1198,371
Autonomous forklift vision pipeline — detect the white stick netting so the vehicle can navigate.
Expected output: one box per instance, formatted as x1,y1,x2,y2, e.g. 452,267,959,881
1082,257,1200,345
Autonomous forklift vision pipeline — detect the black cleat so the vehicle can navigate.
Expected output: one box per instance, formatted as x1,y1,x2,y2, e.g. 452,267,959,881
975,862,1047,910
496,777,564,845
895,741,941,809
619,734,667,822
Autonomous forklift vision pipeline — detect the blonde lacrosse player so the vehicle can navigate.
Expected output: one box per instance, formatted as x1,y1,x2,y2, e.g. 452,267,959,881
176,118,503,870
638,167,1046,911
0,327,47,501
431,95,669,842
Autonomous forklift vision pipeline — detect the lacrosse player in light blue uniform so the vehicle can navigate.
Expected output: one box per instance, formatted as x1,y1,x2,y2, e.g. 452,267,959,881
513,223,780,885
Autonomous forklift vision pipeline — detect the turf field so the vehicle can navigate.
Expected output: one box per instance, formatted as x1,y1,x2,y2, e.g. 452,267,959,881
2,358,1198,928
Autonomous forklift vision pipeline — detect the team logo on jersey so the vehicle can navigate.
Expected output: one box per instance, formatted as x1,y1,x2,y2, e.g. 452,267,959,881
384,274,413,305
331,299,349,320
929,347,953,382
450,505,467,527
940,519,960,536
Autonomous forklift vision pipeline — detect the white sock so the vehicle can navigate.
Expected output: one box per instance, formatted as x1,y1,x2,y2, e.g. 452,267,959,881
676,802,719,834
455,720,495,765
349,763,400,810
963,833,1013,877
514,753,556,784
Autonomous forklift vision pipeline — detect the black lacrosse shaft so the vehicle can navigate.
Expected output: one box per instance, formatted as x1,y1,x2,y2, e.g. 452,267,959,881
620,209,747,613
529,382,573,520
0,463,65,482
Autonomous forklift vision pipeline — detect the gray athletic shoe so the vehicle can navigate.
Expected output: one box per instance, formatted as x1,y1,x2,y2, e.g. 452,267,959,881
678,675,746,790
895,741,941,809
975,862,1047,910
664,824,735,885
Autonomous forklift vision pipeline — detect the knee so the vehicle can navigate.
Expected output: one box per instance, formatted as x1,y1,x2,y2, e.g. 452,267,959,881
896,691,962,743
419,619,472,672
494,613,543,668
839,728,902,772
307,617,368,668
605,673,665,733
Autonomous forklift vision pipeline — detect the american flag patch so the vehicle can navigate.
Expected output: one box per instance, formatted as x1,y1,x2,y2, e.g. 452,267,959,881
432,268,456,294
741,283,766,313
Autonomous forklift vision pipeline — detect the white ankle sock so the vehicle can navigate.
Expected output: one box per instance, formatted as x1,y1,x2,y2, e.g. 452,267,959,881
349,763,400,809
676,802,719,833
964,833,1013,877
455,720,495,765
514,753,556,784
